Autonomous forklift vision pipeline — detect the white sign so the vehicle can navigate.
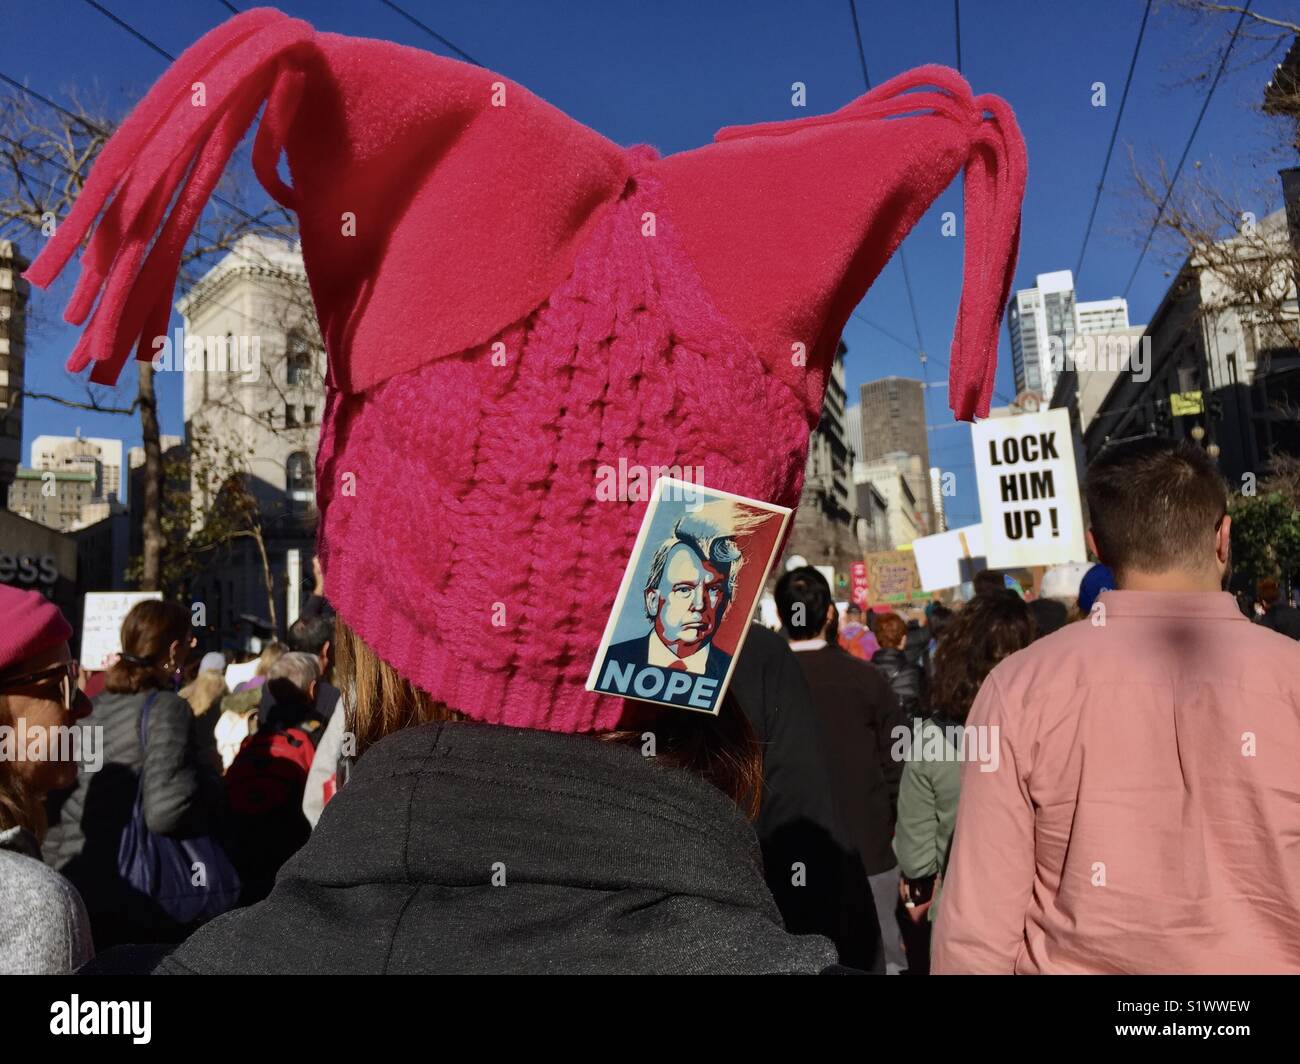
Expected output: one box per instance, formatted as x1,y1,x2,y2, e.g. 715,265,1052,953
223,659,260,691
80,591,162,670
972,408,1086,569
912,523,987,592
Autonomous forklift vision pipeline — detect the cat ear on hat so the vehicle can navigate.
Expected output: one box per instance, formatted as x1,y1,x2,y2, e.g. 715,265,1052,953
655,65,1026,423
23,8,633,397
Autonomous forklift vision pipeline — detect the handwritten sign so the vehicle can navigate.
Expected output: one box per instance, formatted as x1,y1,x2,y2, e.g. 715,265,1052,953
865,550,927,606
80,591,162,670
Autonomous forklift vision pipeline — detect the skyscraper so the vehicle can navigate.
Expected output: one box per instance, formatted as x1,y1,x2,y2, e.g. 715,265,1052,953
859,377,932,534
1076,296,1129,336
1008,269,1078,400
860,377,929,464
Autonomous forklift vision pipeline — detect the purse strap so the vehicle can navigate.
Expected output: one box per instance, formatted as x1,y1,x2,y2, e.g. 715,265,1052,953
132,689,162,813
137,689,161,749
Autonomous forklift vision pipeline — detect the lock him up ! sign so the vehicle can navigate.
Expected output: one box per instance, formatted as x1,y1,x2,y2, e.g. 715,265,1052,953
971,408,1086,569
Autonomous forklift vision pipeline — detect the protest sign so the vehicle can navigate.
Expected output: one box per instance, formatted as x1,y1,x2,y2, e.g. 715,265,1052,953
865,549,929,607
850,561,869,608
586,478,790,714
223,659,260,691
80,591,163,670
912,524,988,592
972,408,1085,569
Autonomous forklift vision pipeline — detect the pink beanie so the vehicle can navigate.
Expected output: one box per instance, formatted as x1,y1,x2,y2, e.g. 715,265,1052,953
0,585,73,676
24,8,1026,733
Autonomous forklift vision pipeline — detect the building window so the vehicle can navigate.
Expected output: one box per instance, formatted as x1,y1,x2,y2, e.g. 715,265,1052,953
303,405,315,425
287,450,314,505
284,403,297,428
286,330,312,386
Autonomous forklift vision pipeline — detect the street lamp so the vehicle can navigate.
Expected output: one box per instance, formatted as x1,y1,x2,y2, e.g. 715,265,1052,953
1190,424,1206,442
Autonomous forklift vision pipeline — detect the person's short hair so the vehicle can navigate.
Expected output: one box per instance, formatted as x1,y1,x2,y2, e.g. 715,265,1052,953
846,603,862,618
972,570,1005,598
874,611,907,649
776,567,834,641
1085,437,1228,577
266,651,320,706
1257,577,1282,607
287,613,333,657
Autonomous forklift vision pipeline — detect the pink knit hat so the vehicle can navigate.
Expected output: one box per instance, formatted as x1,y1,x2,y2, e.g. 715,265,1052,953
24,8,1026,732
0,585,73,676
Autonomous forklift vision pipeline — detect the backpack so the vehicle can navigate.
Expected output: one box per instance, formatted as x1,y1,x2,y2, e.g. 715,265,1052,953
225,720,322,817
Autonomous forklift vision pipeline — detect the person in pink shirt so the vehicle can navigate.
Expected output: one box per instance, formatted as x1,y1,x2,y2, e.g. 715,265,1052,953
932,437,1300,974
838,604,880,661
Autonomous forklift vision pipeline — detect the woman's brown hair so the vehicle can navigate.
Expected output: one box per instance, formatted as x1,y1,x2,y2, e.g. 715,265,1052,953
0,696,46,838
334,619,764,819
928,591,1032,724
104,599,193,694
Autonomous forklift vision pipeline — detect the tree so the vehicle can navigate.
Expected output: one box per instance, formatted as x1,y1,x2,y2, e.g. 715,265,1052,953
0,81,297,590
128,425,280,632
1230,489,1300,590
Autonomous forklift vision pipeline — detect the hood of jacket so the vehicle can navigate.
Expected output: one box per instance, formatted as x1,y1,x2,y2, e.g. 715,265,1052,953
158,720,838,974
871,647,908,672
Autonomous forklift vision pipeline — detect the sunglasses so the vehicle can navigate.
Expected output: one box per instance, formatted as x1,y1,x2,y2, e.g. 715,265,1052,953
0,660,82,713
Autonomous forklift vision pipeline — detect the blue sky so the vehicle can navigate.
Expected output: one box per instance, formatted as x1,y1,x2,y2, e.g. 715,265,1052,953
2,0,1294,527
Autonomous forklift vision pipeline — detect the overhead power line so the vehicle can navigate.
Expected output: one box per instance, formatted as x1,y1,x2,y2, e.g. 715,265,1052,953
377,0,483,66
1075,0,1152,284
1122,0,1252,298
954,0,962,73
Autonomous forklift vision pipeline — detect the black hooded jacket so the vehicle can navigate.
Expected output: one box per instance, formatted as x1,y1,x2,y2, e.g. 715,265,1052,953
145,720,839,974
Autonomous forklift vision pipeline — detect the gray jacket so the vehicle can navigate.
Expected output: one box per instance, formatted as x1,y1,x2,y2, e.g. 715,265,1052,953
0,826,93,974
42,688,224,945
155,721,840,974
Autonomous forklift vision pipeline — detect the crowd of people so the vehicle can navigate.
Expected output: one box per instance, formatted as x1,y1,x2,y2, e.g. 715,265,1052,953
1,437,1297,974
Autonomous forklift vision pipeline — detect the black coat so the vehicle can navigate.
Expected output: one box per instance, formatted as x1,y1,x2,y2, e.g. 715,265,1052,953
871,647,923,718
789,646,908,877
1258,604,1300,640
731,625,883,972
141,721,839,974
42,688,224,947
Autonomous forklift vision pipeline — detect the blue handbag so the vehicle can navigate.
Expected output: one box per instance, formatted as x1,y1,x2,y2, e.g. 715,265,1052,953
117,690,241,928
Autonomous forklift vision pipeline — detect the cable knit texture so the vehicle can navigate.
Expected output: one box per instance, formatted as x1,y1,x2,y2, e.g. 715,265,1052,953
23,8,1027,733
317,148,809,731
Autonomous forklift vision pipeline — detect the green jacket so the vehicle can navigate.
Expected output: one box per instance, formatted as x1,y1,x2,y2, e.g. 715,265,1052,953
893,717,963,921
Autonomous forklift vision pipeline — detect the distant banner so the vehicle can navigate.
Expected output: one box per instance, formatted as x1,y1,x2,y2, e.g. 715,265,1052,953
1170,390,1204,416
972,408,1086,569
80,591,162,670
865,549,929,607
850,561,869,608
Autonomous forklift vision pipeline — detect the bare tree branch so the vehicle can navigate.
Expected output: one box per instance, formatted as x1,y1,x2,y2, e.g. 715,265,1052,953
16,387,138,415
